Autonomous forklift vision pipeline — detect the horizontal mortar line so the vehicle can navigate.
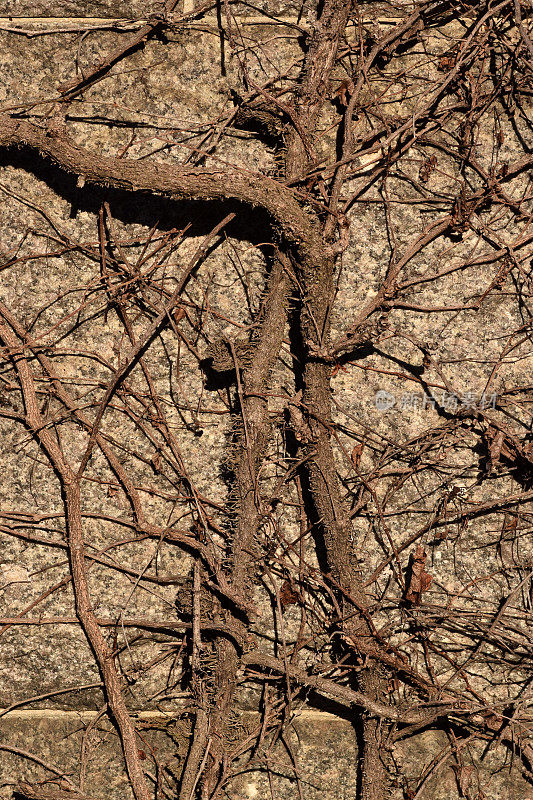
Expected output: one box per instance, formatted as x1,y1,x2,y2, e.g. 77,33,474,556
0,17,146,22
0,708,343,721
0,16,172,23
0,14,403,25
0,709,186,720
0,617,194,627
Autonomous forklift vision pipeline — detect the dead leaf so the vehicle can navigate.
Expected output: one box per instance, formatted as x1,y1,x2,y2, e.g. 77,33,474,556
438,53,457,71
350,441,365,470
405,545,432,605
483,712,502,731
280,579,299,611
333,79,353,105
419,154,438,183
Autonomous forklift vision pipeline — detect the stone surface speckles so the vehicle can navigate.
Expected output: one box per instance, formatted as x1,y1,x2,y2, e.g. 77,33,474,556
0,7,532,800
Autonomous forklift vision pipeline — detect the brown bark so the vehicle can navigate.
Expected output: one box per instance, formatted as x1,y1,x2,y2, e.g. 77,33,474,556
0,319,150,800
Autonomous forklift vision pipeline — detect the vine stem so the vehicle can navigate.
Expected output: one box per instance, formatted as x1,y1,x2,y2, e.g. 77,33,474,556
0,317,151,800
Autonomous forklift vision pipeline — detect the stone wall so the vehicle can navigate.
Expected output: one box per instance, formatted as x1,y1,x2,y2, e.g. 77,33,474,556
0,3,532,799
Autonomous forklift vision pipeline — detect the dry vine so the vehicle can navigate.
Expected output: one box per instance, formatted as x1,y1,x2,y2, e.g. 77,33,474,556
0,1,532,799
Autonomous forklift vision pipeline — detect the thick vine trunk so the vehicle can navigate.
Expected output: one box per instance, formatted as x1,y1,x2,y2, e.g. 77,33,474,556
282,2,391,798
190,258,291,797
